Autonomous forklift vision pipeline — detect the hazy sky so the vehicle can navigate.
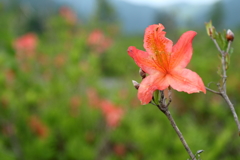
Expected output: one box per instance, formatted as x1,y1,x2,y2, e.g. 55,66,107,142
121,0,220,7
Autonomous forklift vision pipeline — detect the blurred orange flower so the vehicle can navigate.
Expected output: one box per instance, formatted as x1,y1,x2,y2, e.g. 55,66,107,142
54,54,66,68
13,33,37,53
1,123,15,136
69,96,81,116
59,6,77,25
113,143,126,157
100,100,124,128
87,88,124,128
4,69,15,85
13,33,38,67
87,88,101,108
87,29,112,54
29,115,49,139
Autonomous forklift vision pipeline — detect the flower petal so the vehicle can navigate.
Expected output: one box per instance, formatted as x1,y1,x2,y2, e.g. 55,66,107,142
138,72,169,105
144,24,173,55
168,68,206,94
143,24,173,72
127,46,159,74
170,31,197,69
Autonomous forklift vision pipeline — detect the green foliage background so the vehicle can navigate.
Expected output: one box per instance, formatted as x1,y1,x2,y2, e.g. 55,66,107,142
0,1,240,160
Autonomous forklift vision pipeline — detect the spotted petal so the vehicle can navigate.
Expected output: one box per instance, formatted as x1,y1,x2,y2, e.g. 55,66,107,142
143,24,173,72
128,46,159,74
144,24,173,55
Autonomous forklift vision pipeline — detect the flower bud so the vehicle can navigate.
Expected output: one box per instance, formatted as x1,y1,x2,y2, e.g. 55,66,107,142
226,29,234,41
205,21,213,37
132,80,139,90
139,68,146,79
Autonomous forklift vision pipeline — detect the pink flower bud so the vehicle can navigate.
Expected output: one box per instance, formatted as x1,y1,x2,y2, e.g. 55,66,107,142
226,29,234,41
132,80,139,90
139,68,146,79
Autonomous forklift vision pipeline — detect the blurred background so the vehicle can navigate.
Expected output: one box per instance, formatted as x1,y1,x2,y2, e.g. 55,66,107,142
0,0,240,159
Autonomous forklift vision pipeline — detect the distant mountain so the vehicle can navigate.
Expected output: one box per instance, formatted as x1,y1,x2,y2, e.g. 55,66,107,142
222,0,240,28
54,0,96,22
109,0,157,33
4,0,240,34
18,0,60,16
54,0,158,33
165,3,211,28
53,0,215,33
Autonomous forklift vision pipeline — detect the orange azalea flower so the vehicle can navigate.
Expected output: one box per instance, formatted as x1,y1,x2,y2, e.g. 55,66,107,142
128,24,206,105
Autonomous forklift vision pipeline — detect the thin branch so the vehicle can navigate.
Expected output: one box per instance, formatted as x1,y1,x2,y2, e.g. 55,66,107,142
221,40,232,92
221,91,240,136
205,85,240,134
210,37,240,135
212,38,224,55
160,90,164,104
205,87,221,95
226,41,232,54
221,53,227,93
155,91,196,160
166,87,172,107
150,101,157,106
207,81,214,87
211,38,227,92
161,108,196,160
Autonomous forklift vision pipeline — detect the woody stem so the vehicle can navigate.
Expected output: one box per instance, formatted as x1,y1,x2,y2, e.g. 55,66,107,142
221,52,227,93
210,38,240,135
160,108,196,160
220,90,240,136
156,90,196,160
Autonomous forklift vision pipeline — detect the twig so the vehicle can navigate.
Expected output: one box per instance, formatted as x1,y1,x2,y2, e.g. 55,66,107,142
209,38,240,136
166,87,172,107
221,53,227,93
154,90,196,160
212,38,227,92
226,41,232,54
221,91,240,136
207,85,240,135
163,109,196,160
212,38,224,55
205,87,221,95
